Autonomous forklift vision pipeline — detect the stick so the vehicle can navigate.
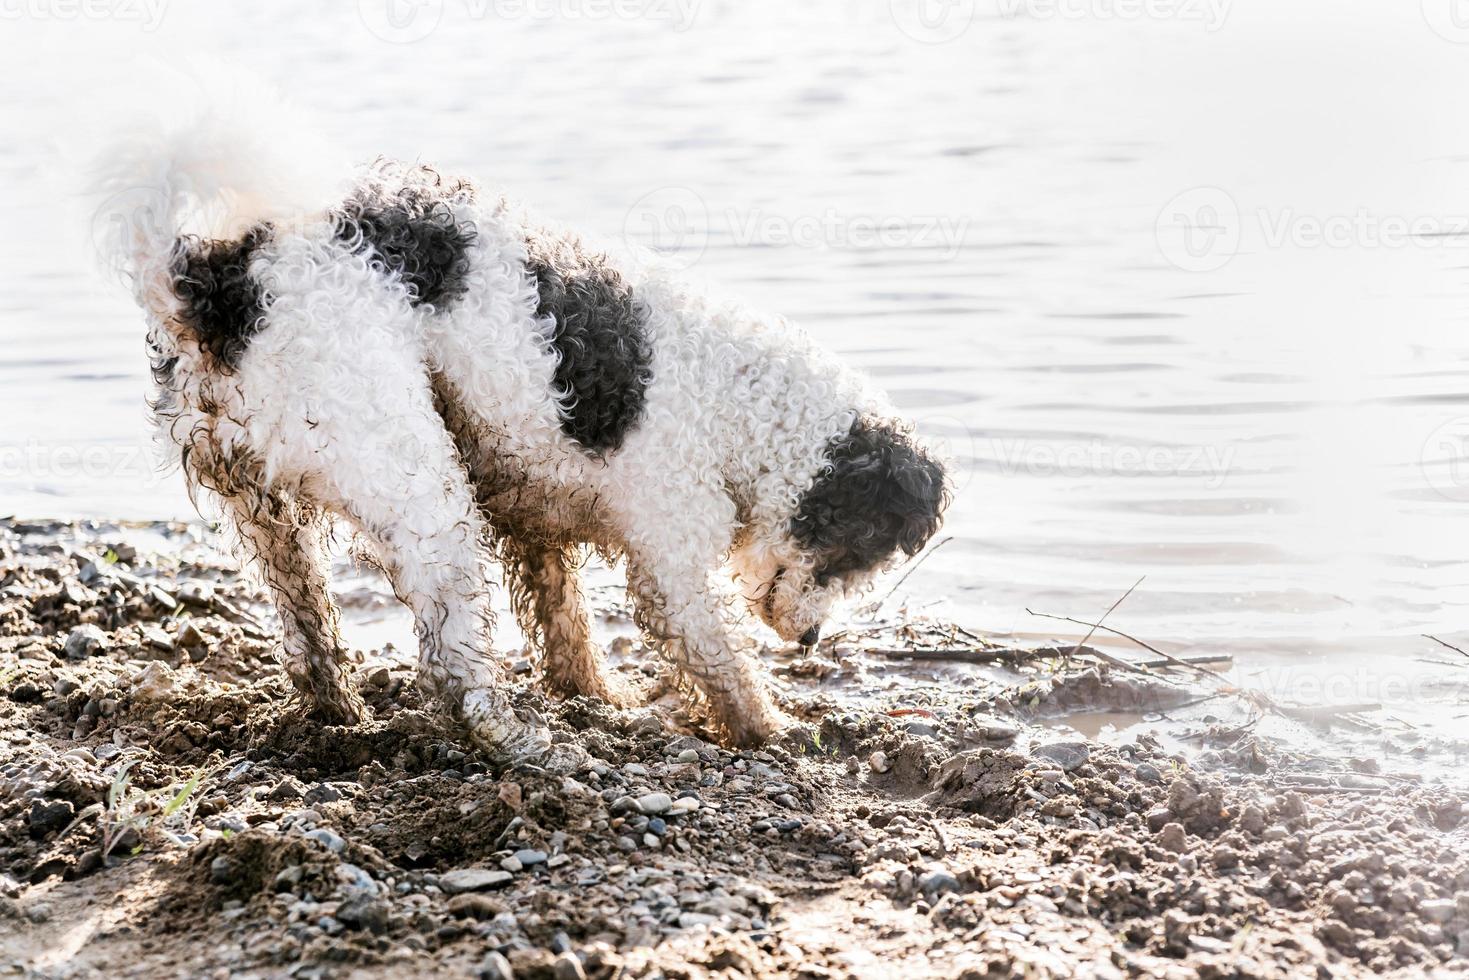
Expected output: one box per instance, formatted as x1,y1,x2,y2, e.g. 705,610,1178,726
1027,607,1231,683
1068,576,1145,659
1424,634,1469,661
1134,654,1234,670
1277,703,1382,723
867,536,953,613
867,644,1137,669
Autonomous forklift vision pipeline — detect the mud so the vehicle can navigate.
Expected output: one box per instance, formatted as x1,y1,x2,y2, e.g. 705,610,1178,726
1,519,1468,978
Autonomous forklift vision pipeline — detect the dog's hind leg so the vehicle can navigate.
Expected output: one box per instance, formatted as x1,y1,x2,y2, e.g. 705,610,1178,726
214,466,365,725
503,538,634,707
310,390,562,766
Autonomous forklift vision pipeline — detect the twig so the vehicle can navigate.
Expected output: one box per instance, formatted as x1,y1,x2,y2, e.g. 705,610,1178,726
1135,654,1233,670
868,644,1128,667
1027,607,1231,684
1424,634,1469,661
1069,576,1145,659
866,536,953,613
1269,783,1384,796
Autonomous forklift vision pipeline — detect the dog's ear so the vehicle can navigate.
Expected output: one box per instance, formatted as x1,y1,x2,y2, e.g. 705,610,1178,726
792,417,950,583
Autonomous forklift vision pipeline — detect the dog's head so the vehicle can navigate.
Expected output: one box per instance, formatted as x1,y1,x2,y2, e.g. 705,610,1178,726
733,416,949,646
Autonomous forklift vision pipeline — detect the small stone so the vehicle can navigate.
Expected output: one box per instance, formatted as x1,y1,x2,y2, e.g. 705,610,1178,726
1422,898,1456,924
676,749,700,764
669,797,700,814
439,868,514,893
130,661,177,701
546,854,571,868
27,800,74,839
868,751,891,774
305,828,346,853
1032,741,1089,772
637,792,673,815
642,833,661,848
1158,822,1188,853
1134,763,1163,784
336,895,390,934
553,951,585,980
647,818,667,837
448,893,506,920
209,856,234,884
303,783,344,806
500,856,523,873
478,951,514,980
918,869,961,896
514,848,547,866
63,625,107,660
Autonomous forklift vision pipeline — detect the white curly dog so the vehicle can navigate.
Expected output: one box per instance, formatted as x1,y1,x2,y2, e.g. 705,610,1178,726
95,110,948,766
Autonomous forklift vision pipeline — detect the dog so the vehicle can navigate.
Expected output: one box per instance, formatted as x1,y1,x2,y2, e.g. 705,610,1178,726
95,117,949,765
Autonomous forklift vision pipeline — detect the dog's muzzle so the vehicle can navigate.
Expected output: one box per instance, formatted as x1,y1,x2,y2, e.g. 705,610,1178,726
798,624,821,648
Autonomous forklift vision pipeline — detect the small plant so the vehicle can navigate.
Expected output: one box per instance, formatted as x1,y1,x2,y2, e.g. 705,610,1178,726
96,760,213,861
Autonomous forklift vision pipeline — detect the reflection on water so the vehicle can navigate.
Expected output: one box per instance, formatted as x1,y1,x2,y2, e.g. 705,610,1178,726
2,3,1469,727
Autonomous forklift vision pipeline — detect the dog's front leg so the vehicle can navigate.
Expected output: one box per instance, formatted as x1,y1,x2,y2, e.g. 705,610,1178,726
619,517,786,746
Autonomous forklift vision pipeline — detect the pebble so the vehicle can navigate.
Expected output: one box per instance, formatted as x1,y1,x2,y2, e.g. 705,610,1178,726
669,797,701,814
676,749,700,764
439,868,514,893
27,799,74,839
1032,741,1090,772
647,818,667,837
514,848,547,866
336,895,389,934
868,751,891,774
305,828,346,853
1158,822,1188,854
553,952,586,980
63,625,107,660
447,893,506,920
500,856,523,873
918,869,962,896
1422,898,1457,924
478,951,514,980
637,792,673,815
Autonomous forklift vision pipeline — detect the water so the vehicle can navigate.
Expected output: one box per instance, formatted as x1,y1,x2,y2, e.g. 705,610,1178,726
2,2,1468,731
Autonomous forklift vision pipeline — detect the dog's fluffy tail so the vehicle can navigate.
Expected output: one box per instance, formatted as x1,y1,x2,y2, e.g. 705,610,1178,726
89,67,349,304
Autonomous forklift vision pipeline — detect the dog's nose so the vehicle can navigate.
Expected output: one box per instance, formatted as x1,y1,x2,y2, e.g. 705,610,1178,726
798,625,821,647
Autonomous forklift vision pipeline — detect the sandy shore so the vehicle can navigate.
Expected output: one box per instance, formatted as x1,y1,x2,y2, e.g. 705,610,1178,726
1,519,1467,979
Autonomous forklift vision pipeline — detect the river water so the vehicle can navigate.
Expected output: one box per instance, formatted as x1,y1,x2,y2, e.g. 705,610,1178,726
2,1,1468,734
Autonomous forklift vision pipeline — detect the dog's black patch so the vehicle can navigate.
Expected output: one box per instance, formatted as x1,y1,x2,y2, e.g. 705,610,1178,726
335,164,477,310
170,226,272,372
524,229,652,455
791,417,949,584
